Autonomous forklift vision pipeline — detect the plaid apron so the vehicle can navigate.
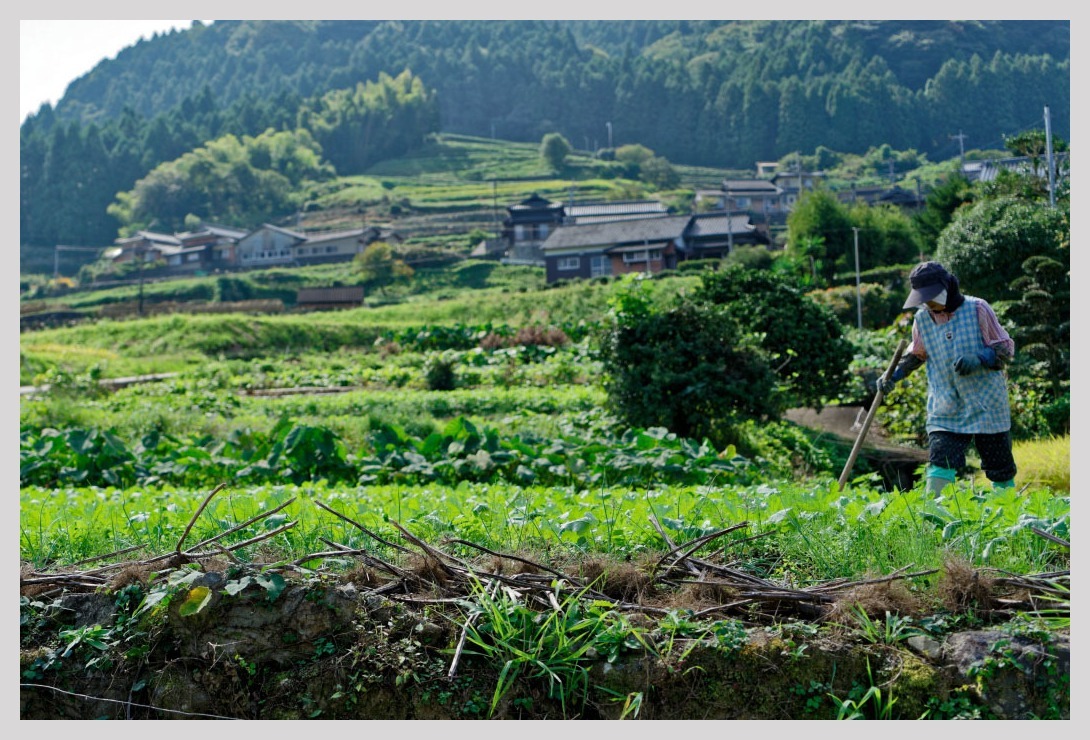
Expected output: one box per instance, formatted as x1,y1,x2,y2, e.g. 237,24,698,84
916,296,1011,434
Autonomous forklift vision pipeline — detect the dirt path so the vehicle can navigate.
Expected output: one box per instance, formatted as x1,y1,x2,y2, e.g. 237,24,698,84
785,404,917,453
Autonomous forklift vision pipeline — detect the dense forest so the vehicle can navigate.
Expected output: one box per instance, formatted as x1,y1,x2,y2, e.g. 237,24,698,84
20,19,1069,252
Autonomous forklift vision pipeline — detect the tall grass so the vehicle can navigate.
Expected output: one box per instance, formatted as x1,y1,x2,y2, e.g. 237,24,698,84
973,435,1070,493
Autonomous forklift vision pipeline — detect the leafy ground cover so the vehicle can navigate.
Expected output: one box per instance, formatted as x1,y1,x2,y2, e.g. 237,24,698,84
20,478,1070,719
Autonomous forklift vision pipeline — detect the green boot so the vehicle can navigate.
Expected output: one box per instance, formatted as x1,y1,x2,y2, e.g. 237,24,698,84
925,465,957,497
992,479,1016,491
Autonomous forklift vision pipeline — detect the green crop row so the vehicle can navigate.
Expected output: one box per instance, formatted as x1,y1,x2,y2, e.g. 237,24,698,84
19,416,758,492
20,475,1069,584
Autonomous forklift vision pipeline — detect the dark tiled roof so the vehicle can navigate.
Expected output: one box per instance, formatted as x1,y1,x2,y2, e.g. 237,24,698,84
961,154,1068,182
685,213,754,237
180,225,247,240
720,179,780,194
516,193,557,208
541,215,690,252
877,186,923,205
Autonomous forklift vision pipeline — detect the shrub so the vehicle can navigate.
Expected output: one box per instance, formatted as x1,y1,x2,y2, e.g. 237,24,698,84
677,259,722,273
806,283,905,330
935,196,1068,304
600,279,781,447
724,245,773,271
694,265,855,410
424,352,458,391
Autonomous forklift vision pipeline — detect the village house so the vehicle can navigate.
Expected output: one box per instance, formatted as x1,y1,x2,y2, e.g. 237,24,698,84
769,169,826,210
235,224,307,268
499,193,566,263
172,225,249,272
682,211,770,260
110,231,184,266
696,179,785,218
498,193,671,265
960,153,1069,183
109,222,402,274
540,214,690,283
539,211,770,284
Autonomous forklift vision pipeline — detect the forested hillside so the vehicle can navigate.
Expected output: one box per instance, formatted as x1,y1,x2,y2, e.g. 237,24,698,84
20,19,1069,253
44,19,1071,160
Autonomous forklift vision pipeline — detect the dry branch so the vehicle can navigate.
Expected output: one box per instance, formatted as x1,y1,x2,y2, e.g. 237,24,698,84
175,482,230,556
312,500,414,556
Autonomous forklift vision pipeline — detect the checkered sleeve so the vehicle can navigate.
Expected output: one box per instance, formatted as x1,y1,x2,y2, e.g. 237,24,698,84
908,318,927,361
977,300,1015,361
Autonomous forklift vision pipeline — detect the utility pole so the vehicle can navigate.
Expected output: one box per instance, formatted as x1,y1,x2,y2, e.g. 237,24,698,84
1044,105,1056,208
852,227,862,330
951,131,967,172
606,121,613,149
137,247,146,317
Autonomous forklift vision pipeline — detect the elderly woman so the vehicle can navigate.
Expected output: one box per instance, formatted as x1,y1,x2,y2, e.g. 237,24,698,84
878,261,1017,496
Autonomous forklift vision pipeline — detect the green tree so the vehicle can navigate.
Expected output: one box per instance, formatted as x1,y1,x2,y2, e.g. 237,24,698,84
693,265,855,410
600,277,781,448
108,128,333,234
934,196,1068,303
724,245,773,271
1005,254,1069,398
614,143,654,166
912,171,975,253
540,132,573,172
785,188,853,285
354,241,414,293
299,70,440,175
847,202,924,269
641,156,680,189
1003,129,1068,164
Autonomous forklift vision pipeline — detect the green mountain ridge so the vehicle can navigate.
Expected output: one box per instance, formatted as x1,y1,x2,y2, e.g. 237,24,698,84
45,19,1069,164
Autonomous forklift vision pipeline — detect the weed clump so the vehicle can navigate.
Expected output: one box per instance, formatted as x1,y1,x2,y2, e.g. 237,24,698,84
938,556,996,613
580,556,655,602
825,578,923,625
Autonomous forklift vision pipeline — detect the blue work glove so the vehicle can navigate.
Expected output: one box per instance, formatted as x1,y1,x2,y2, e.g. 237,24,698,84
877,366,905,395
954,347,998,376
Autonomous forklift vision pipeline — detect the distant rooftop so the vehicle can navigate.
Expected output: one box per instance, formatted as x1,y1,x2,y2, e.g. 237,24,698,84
541,215,690,252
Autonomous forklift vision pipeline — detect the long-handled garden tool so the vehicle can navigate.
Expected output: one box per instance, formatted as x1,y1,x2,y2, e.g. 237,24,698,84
837,338,908,489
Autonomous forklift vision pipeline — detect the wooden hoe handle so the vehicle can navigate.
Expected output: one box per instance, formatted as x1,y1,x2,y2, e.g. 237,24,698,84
837,338,908,489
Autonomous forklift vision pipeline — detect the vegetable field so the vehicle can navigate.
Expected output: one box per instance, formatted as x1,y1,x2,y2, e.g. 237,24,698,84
19,273,1070,720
